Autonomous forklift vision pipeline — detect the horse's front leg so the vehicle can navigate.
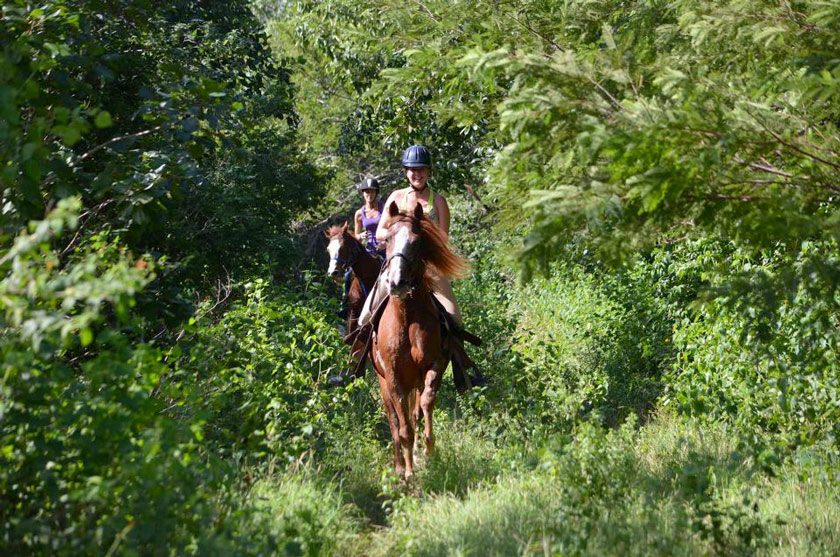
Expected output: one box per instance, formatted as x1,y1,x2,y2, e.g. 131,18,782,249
420,366,442,457
377,374,405,477
387,381,415,480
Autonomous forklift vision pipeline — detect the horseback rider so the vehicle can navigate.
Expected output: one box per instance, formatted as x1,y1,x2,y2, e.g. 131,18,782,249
338,178,385,320
354,177,386,259
355,145,487,391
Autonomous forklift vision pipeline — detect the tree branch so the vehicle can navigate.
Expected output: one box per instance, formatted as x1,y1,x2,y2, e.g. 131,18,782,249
733,156,795,178
747,111,840,171
409,0,439,23
73,125,164,166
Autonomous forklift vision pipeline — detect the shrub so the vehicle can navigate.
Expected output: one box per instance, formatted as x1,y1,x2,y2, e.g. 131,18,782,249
665,240,840,458
509,262,672,428
0,200,234,554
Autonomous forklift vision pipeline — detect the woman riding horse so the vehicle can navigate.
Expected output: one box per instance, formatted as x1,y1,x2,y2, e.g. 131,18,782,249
372,200,468,478
355,145,486,391
338,178,385,320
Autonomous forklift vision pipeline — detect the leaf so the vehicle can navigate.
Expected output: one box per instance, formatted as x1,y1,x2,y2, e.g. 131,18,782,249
182,117,199,132
94,111,112,128
80,327,94,347
601,23,616,50
752,25,787,48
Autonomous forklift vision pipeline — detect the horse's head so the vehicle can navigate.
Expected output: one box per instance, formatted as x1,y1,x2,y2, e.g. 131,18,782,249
383,202,424,298
324,222,358,279
383,201,468,299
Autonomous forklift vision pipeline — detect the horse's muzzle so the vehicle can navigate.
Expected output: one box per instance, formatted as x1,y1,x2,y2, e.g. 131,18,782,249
388,279,410,298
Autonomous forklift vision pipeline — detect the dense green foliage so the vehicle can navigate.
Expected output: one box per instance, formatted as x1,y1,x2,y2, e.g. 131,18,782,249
0,0,324,553
2,0,839,554
276,0,840,449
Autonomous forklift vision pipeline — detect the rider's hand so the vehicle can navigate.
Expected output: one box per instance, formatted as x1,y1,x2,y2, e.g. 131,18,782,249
357,231,367,243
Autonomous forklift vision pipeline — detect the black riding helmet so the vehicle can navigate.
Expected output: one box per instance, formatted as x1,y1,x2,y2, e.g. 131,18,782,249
401,145,432,168
357,177,379,191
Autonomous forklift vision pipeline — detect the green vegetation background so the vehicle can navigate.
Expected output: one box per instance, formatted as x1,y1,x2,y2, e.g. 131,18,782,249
2,0,839,554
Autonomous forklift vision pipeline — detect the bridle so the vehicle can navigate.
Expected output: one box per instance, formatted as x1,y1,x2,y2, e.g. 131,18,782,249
330,239,362,270
381,222,423,295
383,252,409,266
332,236,380,298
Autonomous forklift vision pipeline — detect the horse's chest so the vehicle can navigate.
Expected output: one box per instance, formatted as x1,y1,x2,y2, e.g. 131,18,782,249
375,323,434,368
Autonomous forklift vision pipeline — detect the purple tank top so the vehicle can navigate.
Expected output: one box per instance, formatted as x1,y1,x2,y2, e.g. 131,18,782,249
361,201,383,252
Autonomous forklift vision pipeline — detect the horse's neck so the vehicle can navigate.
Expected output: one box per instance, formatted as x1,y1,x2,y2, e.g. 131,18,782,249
350,245,379,284
389,285,434,321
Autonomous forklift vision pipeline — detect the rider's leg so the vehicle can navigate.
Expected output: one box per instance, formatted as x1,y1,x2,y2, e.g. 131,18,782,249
429,276,486,390
357,271,388,327
344,268,352,296
430,275,462,325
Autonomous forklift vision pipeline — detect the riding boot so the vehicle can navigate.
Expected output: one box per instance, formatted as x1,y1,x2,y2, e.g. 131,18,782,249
327,372,350,387
448,336,487,393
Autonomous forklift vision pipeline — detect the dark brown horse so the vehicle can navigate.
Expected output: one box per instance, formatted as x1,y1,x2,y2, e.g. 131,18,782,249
325,223,381,377
372,201,468,479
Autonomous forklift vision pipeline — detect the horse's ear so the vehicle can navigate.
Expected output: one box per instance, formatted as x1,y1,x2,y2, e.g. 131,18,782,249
413,202,423,221
341,221,349,233
323,228,331,238
388,200,399,217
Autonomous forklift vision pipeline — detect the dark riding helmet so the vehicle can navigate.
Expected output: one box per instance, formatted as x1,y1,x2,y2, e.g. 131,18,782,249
401,144,432,168
357,177,380,191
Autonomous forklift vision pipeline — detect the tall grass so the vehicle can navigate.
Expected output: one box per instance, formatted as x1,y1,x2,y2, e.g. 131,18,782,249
362,415,840,556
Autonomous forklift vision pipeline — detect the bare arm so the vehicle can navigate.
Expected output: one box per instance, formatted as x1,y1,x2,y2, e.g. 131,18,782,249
354,209,364,239
436,193,450,238
375,191,400,242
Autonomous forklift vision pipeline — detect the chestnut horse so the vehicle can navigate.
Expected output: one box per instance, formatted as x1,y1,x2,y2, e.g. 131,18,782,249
325,223,381,376
372,201,468,479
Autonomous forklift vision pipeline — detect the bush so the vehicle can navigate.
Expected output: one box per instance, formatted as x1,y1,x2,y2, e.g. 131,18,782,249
665,240,840,458
508,262,672,428
178,274,382,464
0,201,234,554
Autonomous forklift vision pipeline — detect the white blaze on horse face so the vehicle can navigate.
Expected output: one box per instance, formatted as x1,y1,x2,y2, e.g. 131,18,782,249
388,226,411,296
327,237,341,276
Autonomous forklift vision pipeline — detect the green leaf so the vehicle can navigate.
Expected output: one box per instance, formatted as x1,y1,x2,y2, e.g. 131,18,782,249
80,327,94,347
94,111,112,128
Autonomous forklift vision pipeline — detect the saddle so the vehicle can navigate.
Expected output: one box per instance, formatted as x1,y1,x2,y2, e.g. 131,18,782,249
343,293,482,390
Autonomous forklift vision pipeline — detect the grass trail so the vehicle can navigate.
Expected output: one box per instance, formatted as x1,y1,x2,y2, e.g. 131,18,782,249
245,391,840,556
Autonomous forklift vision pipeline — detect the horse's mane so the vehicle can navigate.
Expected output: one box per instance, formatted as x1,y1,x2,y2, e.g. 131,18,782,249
391,213,469,285
325,224,346,239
